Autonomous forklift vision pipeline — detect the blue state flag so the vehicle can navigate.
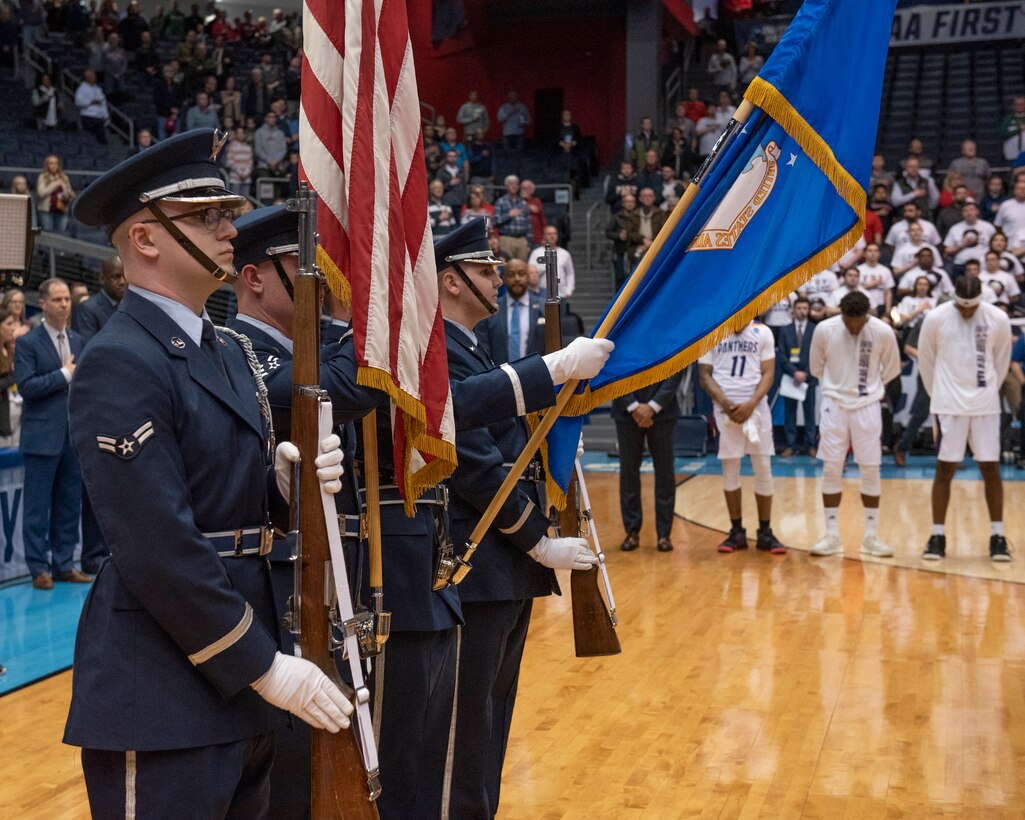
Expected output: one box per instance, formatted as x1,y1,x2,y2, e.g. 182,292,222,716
545,0,897,506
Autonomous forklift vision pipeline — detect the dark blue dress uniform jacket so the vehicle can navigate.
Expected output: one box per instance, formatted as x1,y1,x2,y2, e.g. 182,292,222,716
63,290,287,752
443,322,558,603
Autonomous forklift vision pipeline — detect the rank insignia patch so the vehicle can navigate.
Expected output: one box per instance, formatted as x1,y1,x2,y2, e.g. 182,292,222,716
97,421,155,460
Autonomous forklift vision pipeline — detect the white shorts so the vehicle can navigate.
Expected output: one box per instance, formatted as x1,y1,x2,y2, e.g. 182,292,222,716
816,395,882,466
714,401,775,460
935,413,1001,463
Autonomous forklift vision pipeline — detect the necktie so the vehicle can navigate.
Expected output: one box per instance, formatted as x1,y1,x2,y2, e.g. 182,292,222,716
508,301,522,362
201,320,229,382
56,331,68,363
796,323,804,345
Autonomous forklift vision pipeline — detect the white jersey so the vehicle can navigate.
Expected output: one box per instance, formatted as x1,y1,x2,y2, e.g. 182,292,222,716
761,293,795,327
943,219,997,265
799,270,839,302
896,294,936,325
809,314,901,409
890,241,941,273
857,262,895,309
698,322,775,403
885,218,941,249
897,266,955,298
980,270,1020,301
917,301,1012,416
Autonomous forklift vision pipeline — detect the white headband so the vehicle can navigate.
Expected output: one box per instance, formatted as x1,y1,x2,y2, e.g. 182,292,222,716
954,295,981,308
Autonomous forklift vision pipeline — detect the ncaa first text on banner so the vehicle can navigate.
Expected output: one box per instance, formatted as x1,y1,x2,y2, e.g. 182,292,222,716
892,1,1025,47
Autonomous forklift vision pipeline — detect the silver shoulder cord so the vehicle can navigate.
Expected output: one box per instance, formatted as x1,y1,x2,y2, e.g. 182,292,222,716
216,326,276,455
574,458,618,625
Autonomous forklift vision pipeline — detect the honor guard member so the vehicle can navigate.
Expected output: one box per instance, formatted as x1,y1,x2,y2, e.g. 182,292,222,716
440,220,611,819
337,216,612,819
917,276,1012,561
64,130,353,819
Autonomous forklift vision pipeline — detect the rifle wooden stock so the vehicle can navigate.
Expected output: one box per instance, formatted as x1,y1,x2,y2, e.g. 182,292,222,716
543,252,620,658
292,192,379,819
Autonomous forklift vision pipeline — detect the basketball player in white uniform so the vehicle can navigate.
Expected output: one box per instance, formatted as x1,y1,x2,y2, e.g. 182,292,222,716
808,292,901,557
698,321,787,554
917,275,1012,561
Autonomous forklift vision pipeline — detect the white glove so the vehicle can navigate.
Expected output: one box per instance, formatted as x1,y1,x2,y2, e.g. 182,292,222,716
528,535,598,571
251,652,353,732
576,433,585,459
275,435,344,499
542,337,615,385
742,416,760,445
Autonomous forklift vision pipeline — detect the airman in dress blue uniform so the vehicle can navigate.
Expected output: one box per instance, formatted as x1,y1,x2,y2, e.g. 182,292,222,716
437,223,613,819
64,130,352,820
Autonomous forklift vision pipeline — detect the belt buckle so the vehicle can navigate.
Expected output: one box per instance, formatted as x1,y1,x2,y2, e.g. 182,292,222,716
260,526,273,556
360,513,368,540
233,529,244,557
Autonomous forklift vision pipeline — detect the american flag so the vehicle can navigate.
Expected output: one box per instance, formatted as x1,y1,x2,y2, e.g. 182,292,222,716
300,0,457,508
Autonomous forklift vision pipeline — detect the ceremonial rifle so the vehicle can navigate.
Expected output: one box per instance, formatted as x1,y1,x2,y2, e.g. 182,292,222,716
286,183,381,818
543,246,621,657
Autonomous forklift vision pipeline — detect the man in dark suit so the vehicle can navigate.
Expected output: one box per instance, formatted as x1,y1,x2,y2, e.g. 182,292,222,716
64,130,353,817
439,220,611,819
71,254,128,342
777,295,818,456
475,257,545,364
14,277,90,590
612,372,684,553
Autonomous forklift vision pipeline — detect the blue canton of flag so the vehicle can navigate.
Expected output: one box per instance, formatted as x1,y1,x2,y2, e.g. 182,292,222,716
544,0,897,507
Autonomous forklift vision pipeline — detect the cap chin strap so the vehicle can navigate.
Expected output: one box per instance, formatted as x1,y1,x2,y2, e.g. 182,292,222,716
143,202,238,285
270,257,295,302
451,262,497,316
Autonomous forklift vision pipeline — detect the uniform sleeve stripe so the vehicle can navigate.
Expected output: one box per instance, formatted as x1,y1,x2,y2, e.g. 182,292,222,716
500,363,526,417
188,603,254,666
498,500,535,535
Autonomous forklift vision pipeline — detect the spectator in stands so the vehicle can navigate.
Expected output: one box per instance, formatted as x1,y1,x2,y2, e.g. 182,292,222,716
935,183,970,239
422,122,442,176
885,201,941,252
898,276,936,328
15,277,90,590
129,127,154,155
858,243,895,317
212,75,240,124
497,91,530,152
996,175,1025,245
707,38,737,94
898,247,954,299
70,253,116,341
662,126,697,181
762,293,795,341
636,149,662,196
439,127,469,174
185,41,216,91
149,4,167,39
0,307,19,448
607,192,636,289
901,138,934,172
530,225,574,299
557,109,581,151
981,250,1021,306
175,27,197,69
944,200,995,274
32,72,59,130
428,179,457,237
101,31,129,99
800,269,840,305
519,179,546,244
663,101,696,150
225,126,253,196
266,6,288,46
627,187,666,271
777,296,816,456
183,3,204,33
868,183,894,230
738,42,763,89
629,117,661,172
460,187,492,224
891,156,938,214
825,268,869,316
657,166,685,211
716,90,736,123
435,150,467,208
2,289,33,339
989,232,1023,281
696,102,721,162
238,9,257,41
981,175,1007,224
605,160,639,213
947,140,990,200
1001,95,1025,162
153,62,185,139
493,175,533,259
456,90,489,140
937,170,964,210
134,30,159,76
184,91,219,132
258,51,282,89
254,110,287,175
465,129,493,182
682,86,706,124
117,1,148,50
36,154,75,233
86,25,107,75
243,65,269,119
869,154,893,192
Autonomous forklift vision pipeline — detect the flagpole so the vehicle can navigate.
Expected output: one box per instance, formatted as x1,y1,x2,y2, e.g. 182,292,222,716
455,100,757,578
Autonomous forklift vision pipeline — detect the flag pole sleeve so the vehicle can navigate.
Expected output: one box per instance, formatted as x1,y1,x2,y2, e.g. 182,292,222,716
463,100,756,553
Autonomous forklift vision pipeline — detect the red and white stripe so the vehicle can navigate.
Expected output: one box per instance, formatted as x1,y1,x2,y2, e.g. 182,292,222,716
300,0,456,494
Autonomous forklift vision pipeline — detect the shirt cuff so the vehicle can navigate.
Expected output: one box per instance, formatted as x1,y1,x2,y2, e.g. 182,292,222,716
648,401,662,414
60,367,72,383
626,401,640,413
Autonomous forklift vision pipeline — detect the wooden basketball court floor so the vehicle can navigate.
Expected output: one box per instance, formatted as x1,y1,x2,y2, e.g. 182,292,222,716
3,470,1025,818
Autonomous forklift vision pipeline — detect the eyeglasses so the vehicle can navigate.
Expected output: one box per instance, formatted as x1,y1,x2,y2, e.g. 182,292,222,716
143,206,236,232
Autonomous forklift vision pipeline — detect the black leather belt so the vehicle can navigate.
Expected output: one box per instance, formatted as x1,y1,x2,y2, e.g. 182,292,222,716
502,460,544,483
204,527,273,558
